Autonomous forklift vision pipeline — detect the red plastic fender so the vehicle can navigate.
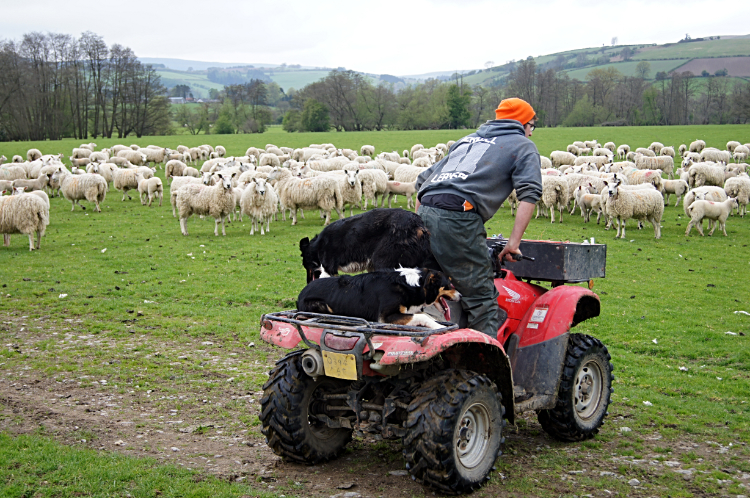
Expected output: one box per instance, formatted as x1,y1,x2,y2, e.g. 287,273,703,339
515,286,600,348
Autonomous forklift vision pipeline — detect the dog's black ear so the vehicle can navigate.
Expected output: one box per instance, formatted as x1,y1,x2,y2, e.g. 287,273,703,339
299,237,310,251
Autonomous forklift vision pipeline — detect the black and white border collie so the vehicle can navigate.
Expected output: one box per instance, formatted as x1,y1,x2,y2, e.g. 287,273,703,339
297,267,461,329
299,209,433,283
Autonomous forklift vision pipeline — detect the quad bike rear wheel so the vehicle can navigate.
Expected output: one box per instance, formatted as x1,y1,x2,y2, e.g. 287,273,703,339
538,334,613,441
260,351,353,463
403,369,505,494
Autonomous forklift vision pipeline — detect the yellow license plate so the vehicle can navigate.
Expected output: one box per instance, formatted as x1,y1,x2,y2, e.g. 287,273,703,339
322,351,358,380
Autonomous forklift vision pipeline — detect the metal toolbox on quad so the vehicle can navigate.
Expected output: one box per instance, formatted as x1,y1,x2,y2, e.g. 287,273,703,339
488,238,607,283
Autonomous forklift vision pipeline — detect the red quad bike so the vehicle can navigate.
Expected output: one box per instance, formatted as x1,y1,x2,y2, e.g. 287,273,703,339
258,238,613,494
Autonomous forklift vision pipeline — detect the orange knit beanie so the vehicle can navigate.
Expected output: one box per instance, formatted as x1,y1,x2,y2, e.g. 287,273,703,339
495,98,536,124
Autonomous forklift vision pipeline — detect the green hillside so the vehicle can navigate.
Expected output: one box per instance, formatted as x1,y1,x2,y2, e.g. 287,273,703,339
632,37,750,60
563,59,690,80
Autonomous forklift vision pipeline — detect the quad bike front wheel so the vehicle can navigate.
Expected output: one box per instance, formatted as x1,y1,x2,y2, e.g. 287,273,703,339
260,351,353,463
538,334,614,442
403,369,505,494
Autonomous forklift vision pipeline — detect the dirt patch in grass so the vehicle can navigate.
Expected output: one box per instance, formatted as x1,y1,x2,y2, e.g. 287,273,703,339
2,311,749,497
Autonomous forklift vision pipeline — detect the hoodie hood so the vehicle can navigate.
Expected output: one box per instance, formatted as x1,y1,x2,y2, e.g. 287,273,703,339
476,119,526,139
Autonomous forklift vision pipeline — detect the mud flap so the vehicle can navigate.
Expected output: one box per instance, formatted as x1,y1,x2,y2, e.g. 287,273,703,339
511,333,569,412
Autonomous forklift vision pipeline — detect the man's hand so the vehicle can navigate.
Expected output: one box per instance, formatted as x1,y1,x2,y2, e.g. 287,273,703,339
498,201,535,262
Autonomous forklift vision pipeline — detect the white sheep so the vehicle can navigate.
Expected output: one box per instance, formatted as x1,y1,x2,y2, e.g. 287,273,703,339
567,144,580,156
538,175,569,223
685,197,738,236
360,145,375,157
378,151,401,163
330,167,363,216
169,176,205,217
356,168,388,209
635,147,656,157
0,166,27,182
27,149,42,162
659,146,675,158
603,142,616,152
593,147,614,158
678,144,687,157
723,176,750,216
141,147,167,168
410,144,425,157
624,168,664,192
176,172,236,236
12,173,49,193
136,174,163,207
383,181,417,209
634,154,674,178
574,156,612,168
573,185,602,223
613,144,628,160
12,186,50,212
112,168,142,201
87,162,115,185
682,186,727,215
50,167,107,212
550,151,577,168
603,179,664,239
689,139,706,153
727,141,741,153
165,160,187,180
700,148,731,163
662,179,689,207
688,162,725,188
648,142,664,155
268,168,343,226
70,148,92,159
12,155,23,163
240,178,278,235
394,164,427,183
116,149,147,166
0,192,49,250
539,156,553,169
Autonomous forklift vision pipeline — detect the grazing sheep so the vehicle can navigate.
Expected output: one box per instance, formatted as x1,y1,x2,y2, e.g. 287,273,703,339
727,141,741,153
685,197,738,236
0,155,6,166
635,147,656,157
603,179,664,239
360,145,375,157
678,144,687,157
593,147,614,158
688,162,725,188
87,162,115,186
27,149,42,162
378,151,401,163
112,168,142,201
214,145,226,158
71,148,92,159
71,165,87,175
105,156,133,167
584,140,597,149
12,173,49,193
634,154,674,178
176,172,236,236
410,144,425,157
689,139,706,153
550,151,577,168
141,147,167,167
700,148,731,163
356,168,388,209
624,168,664,192
538,175,570,223
89,151,109,163
539,156,553,169
603,142,616,152
567,144,580,156
393,164,427,183
0,192,49,250
733,144,749,156
268,168,343,226
116,149,147,166
383,180,417,209
660,146,675,158
648,142,664,155
165,159,187,180
574,156,612,168
662,179,689,207
12,155,23,163
240,178,278,235
50,167,107,212
169,176,204,217
723,176,750,216
136,173,163,207
683,186,728,215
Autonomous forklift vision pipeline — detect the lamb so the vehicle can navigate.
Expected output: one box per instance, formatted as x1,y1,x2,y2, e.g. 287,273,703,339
215,145,226,158
648,142,664,155
356,168,388,209
538,175,570,223
169,176,205,217
394,164,428,183
141,147,167,167
688,162,725,188
383,181,417,209
116,149,147,166
550,151,577,167
50,167,107,212
176,172,236,236
378,151,401,163
567,144,580,156
660,146,675,158
12,155,23,163
0,155,6,166
733,144,749,156
539,156,553,169
662,179,689,207
634,154,674,178
689,139,706,153
240,178,279,235
700,148,731,163
360,145,375,157
0,192,49,250
616,145,630,159
112,168,142,201
602,179,664,239
87,162,115,185
593,147,614,158
574,185,603,223
685,197,738,236
584,140,598,149
12,173,49,193
89,151,109,163
106,156,133,167
70,148,92,159
71,165,87,175
136,173,163,207
1,165,28,181
723,176,750,216
683,186,728,216
410,144,425,157
27,149,42,162
268,168,343,226
678,144,687,157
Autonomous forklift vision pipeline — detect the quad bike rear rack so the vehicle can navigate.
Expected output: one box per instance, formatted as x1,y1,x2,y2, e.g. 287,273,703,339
261,310,459,350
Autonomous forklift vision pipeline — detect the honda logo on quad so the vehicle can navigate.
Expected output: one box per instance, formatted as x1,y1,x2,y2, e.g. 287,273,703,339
502,286,521,303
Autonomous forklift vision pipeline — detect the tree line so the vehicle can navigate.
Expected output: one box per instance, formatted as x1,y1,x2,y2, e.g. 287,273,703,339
0,31,171,141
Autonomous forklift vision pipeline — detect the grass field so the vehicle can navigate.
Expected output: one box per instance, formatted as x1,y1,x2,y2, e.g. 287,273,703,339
1,124,750,497
563,60,691,81
633,38,750,60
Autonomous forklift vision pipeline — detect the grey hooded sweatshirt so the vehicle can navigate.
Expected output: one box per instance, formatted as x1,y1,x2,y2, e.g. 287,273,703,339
415,120,543,222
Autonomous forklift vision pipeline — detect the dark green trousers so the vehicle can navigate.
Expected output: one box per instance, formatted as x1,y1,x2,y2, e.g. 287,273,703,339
419,205,500,338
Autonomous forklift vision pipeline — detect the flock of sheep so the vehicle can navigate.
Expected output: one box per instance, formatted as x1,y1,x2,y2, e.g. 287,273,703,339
0,134,747,251
539,138,749,238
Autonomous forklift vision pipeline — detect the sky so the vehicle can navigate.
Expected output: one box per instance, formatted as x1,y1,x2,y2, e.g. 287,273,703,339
3,0,750,76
